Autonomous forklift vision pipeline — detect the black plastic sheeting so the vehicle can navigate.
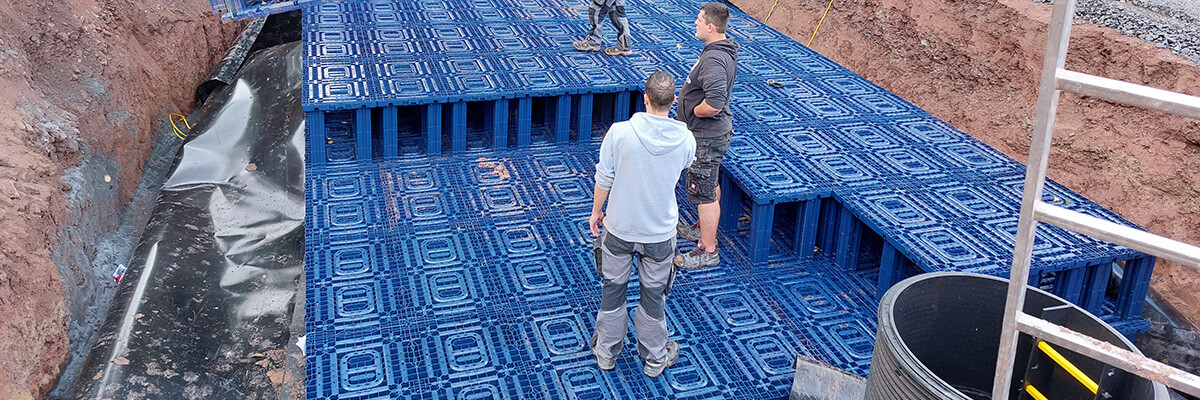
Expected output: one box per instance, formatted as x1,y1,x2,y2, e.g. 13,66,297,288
195,10,304,106
195,17,266,106
70,42,305,399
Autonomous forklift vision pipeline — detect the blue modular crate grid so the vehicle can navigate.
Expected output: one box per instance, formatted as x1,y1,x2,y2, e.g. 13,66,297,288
216,0,333,21
304,144,883,399
300,0,706,162
302,0,1160,398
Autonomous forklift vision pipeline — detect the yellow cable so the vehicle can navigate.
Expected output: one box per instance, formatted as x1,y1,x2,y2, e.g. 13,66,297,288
807,0,835,47
764,0,782,23
1026,384,1050,400
177,114,192,129
1038,340,1099,394
170,113,191,140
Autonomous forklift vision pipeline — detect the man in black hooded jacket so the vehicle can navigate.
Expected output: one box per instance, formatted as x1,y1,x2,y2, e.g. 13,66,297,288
675,2,739,269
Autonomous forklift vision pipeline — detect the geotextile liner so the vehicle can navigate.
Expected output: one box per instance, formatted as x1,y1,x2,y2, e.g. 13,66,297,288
70,42,305,399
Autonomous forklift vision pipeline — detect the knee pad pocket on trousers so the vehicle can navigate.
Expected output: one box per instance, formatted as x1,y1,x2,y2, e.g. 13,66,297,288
639,284,667,320
600,281,629,311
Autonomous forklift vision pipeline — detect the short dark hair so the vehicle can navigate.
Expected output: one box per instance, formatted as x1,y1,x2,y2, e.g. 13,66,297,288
700,2,729,34
645,71,675,111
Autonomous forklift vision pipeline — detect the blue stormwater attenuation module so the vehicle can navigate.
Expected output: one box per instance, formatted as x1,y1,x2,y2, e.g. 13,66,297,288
304,0,1158,397
213,0,336,21
305,142,882,399
301,0,666,159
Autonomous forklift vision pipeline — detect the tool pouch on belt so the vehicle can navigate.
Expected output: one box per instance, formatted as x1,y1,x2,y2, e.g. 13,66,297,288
593,234,604,279
664,262,677,296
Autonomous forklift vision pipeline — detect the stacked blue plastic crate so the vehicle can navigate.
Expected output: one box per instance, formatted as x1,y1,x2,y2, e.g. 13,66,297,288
302,0,1160,398
213,0,337,21
704,6,1153,333
302,0,685,162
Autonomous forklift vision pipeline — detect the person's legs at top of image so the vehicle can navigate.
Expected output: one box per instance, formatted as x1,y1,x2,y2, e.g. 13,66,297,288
574,0,611,52
602,0,631,56
590,230,634,370
631,238,679,377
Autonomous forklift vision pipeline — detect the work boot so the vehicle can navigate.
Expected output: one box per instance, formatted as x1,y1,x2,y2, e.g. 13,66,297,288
643,341,679,378
675,245,719,270
590,333,616,371
603,46,632,56
573,40,601,52
676,222,700,242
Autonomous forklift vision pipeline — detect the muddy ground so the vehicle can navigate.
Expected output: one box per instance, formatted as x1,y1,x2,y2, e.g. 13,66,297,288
0,0,240,398
729,0,1200,326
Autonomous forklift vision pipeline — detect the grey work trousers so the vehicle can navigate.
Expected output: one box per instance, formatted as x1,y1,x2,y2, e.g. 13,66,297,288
591,231,677,364
584,0,630,50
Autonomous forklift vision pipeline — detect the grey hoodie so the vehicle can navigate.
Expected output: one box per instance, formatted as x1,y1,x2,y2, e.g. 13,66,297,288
677,38,740,138
595,112,697,243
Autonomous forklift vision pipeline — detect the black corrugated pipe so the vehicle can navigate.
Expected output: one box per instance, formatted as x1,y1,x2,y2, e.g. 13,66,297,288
865,272,1168,400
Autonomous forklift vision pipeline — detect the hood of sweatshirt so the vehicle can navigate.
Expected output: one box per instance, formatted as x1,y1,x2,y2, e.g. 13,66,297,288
629,113,689,156
704,38,740,62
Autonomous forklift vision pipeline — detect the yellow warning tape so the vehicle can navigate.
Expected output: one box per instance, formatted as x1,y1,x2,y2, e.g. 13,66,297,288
1038,340,1100,394
1026,384,1050,400
170,113,192,140
807,0,836,47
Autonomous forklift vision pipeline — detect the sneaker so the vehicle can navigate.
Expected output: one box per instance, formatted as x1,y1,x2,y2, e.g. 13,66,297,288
603,46,632,56
643,341,679,378
677,222,701,242
675,246,719,270
573,40,601,52
590,334,615,371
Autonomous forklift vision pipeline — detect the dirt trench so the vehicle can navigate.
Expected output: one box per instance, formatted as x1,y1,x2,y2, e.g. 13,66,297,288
0,0,240,398
727,0,1200,326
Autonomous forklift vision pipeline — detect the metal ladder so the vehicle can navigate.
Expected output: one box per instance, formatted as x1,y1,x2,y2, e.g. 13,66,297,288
991,0,1200,398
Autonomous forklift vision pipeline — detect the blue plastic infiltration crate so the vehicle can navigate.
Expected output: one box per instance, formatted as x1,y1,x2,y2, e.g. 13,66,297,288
301,0,681,159
301,0,656,111
216,0,337,21
305,141,882,399
303,0,1159,397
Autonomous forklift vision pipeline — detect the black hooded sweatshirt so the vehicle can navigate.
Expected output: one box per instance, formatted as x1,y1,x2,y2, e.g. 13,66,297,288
677,38,740,138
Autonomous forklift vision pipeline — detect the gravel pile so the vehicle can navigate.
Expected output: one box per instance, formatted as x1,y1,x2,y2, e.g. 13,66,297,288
1033,0,1200,65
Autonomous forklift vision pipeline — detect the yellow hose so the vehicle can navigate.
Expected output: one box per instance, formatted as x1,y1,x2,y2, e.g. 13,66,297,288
807,0,836,47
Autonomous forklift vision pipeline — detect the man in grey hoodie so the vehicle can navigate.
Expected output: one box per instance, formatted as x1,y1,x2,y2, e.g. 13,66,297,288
675,2,739,269
588,71,696,377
